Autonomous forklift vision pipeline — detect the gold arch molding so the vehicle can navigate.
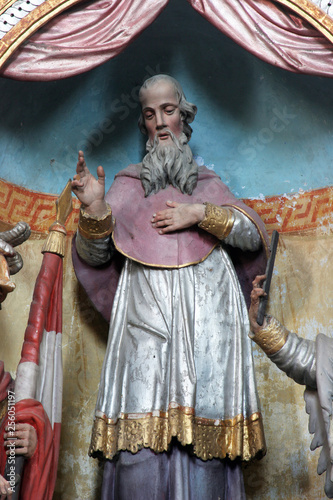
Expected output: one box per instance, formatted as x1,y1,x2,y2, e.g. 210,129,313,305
274,0,333,44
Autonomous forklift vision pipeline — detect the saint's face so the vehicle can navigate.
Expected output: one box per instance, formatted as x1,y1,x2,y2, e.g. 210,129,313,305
140,80,184,145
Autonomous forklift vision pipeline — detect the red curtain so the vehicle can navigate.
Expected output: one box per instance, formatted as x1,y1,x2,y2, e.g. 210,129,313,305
1,0,333,81
190,0,333,76
0,0,169,81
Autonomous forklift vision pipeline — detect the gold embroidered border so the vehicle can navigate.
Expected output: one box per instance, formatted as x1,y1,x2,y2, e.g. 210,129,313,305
274,0,333,44
78,204,113,240
250,316,289,355
89,408,266,462
198,203,234,240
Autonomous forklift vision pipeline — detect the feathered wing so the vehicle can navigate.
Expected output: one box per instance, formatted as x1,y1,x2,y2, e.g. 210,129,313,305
304,334,333,498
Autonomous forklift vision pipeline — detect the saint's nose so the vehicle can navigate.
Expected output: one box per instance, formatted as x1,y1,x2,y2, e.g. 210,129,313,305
155,111,166,129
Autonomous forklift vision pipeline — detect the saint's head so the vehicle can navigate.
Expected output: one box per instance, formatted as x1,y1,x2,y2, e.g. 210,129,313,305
138,75,199,197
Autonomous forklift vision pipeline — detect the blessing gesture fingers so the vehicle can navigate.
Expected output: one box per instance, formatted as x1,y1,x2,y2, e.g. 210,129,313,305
71,151,107,215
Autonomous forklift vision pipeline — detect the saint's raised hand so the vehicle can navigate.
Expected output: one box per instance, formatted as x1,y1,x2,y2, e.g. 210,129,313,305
71,151,107,215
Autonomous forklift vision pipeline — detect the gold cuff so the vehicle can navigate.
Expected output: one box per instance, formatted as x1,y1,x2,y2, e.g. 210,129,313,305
78,204,113,240
198,203,234,240
250,316,289,356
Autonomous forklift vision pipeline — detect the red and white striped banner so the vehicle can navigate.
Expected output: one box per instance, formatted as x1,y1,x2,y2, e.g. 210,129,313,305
1,251,63,499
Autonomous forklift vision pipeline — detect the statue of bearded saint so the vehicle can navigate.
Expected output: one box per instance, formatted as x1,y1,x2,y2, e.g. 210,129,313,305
0,222,31,305
72,74,269,500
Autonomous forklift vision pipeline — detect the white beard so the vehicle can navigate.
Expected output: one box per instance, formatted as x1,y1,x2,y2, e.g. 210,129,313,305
140,131,198,197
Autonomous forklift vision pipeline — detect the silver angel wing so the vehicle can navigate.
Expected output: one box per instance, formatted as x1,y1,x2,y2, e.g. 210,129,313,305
304,333,333,498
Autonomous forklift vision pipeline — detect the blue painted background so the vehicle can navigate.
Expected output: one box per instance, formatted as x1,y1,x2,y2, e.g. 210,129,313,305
0,0,332,198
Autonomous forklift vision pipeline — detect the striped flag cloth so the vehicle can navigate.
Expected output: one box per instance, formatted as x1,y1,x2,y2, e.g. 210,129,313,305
0,181,72,499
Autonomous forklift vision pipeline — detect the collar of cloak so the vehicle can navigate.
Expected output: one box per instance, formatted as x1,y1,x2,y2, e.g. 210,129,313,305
72,164,269,322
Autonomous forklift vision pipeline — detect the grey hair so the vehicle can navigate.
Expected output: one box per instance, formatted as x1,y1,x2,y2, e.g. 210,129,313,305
138,74,197,141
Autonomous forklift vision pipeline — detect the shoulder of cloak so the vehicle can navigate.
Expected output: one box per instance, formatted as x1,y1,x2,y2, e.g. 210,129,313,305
72,164,269,320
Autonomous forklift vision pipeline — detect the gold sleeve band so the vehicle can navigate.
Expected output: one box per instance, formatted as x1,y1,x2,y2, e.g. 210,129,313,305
250,316,289,356
198,203,234,240
78,204,113,240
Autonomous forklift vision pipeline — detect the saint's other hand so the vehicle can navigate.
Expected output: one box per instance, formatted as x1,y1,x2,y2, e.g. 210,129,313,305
151,201,205,234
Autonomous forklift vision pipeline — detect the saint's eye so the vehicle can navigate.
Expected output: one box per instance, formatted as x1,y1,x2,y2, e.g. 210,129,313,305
144,111,154,120
164,106,175,114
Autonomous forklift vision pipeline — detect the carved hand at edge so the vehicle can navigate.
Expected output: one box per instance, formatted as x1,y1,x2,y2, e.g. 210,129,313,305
249,275,268,334
0,474,12,500
4,423,37,459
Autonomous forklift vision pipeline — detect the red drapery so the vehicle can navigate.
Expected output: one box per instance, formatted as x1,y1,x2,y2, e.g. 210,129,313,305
190,0,333,76
1,0,333,80
0,0,169,81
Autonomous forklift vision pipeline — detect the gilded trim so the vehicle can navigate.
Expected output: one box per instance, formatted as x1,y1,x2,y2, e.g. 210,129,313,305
41,222,66,256
0,0,16,17
112,236,219,269
250,316,289,355
112,202,268,268
78,204,113,240
89,406,266,462
274,0,333,44
198,203,234,240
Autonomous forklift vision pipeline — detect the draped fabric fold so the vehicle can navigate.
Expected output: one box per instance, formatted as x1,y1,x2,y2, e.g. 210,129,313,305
0,0,169,80
1,0,333,80
189,0,333,76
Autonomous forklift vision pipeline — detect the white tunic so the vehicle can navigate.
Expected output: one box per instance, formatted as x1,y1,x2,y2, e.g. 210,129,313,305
78,211,261,422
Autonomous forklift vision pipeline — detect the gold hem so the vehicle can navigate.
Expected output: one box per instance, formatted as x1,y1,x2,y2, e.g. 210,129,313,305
111,202,268,268
112,235,219,269
89,409,266,462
